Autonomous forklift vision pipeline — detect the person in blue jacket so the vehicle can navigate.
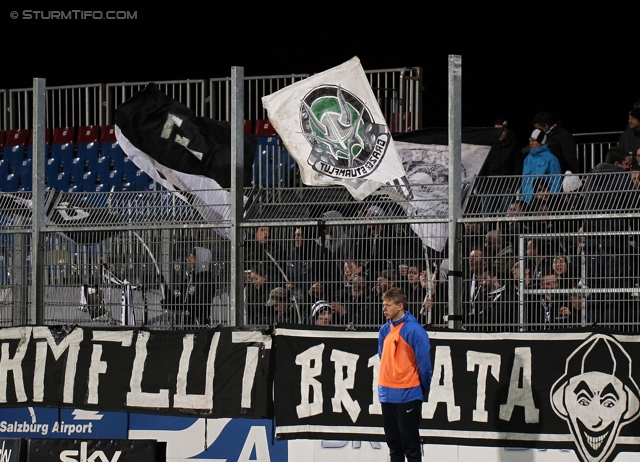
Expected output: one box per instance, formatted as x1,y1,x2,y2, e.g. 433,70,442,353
378,287,433,462
521,129,562,203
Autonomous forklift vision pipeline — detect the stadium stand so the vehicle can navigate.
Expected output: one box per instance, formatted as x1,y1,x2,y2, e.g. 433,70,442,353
3,129,28,170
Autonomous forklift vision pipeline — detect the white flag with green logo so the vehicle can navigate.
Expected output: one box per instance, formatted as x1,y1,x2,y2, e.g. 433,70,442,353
262,56,408,200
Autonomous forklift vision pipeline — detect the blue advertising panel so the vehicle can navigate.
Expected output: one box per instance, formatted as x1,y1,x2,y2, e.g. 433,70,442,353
0,408,127,440
129,414,288,461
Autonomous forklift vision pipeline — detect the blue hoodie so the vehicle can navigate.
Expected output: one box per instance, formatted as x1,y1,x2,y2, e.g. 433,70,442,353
521,144,562,203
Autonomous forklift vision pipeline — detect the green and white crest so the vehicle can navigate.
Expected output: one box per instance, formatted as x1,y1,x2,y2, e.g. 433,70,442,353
300,85,389,180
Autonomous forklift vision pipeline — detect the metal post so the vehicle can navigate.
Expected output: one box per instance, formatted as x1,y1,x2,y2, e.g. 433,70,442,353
31,78,46,325
447,56,462,330
230,67,245,327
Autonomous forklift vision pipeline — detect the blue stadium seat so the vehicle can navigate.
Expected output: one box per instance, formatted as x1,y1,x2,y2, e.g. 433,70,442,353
100,125,124,160
0,160,9,182
87,153,108,173
253,141,297,187
81,171,96,190
3,173,20,192
67,184,82,193
17,158,33,190
76,126,100,163
93,156,111,184
132,169,153,188
69,157,86,184
118,156,138,183
107,169,122,187
45,157,60,179
51,127,75,167
49,172,70,191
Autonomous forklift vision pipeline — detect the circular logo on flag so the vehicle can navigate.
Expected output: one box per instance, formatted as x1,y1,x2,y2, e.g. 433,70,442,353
300,85,388,179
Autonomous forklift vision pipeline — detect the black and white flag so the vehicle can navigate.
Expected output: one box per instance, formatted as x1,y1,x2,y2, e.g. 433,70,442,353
393,127,498,252
115,83,256,227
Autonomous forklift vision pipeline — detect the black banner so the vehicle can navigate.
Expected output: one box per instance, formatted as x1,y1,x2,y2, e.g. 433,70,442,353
27,439,157,462
0,326,272,419
274,325,640,462
0,439,25,462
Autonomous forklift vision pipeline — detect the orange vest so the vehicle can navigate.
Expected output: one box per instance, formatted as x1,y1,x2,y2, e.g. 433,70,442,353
378,322,421,388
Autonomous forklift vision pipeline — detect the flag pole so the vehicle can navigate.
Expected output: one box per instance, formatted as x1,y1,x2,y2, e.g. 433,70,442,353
230,66,245,327
447,56,463,330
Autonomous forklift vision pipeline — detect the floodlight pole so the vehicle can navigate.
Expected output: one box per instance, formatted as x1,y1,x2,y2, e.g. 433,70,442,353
30,78,46,325
230,66,245,327
447,56,463,330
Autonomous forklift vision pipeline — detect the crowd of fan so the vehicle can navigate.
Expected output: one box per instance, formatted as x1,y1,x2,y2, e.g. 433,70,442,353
174,105,640,330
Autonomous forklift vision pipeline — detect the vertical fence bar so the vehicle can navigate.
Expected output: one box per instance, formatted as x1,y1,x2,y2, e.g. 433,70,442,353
448,55,462,330
230,67,245,327
31,78,46,324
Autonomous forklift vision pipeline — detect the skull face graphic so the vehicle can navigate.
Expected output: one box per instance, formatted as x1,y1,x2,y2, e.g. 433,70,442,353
551,334,640,462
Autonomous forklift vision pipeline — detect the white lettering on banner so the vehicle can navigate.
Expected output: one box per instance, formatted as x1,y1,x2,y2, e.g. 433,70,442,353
32,327,83,403
467,351,501,422
59,441,121,462
330,349,361,422
232,331,273,410
127,331,169,408
173,332,219,410
0,441,11,462
51,421,93,436
160,113,204,161
423,346,461,421
0,326,32,403
238,426,271,462
499,347,540,423
296,344,325,418
0,420,50,435
88,331,134,405
367,354,381,415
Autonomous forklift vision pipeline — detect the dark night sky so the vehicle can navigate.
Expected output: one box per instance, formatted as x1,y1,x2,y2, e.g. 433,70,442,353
4,9,638,143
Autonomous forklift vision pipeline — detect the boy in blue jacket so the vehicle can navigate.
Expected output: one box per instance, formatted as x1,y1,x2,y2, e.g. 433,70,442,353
378,288,433,461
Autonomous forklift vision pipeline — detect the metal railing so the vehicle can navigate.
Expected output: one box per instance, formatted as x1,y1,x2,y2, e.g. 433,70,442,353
209,74,310,123
3,172,640,333
575,131,623,172
105,79,207,123
3,67,423,133
7,84,103,130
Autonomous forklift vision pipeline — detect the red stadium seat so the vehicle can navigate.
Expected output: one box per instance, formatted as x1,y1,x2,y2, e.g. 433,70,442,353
100,125,117,144
254,119,277,136
52,127,75,145
76,126,100,144
5,129,28,147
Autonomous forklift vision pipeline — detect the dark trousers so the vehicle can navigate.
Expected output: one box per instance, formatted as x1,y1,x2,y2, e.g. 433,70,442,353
381,400,423,462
